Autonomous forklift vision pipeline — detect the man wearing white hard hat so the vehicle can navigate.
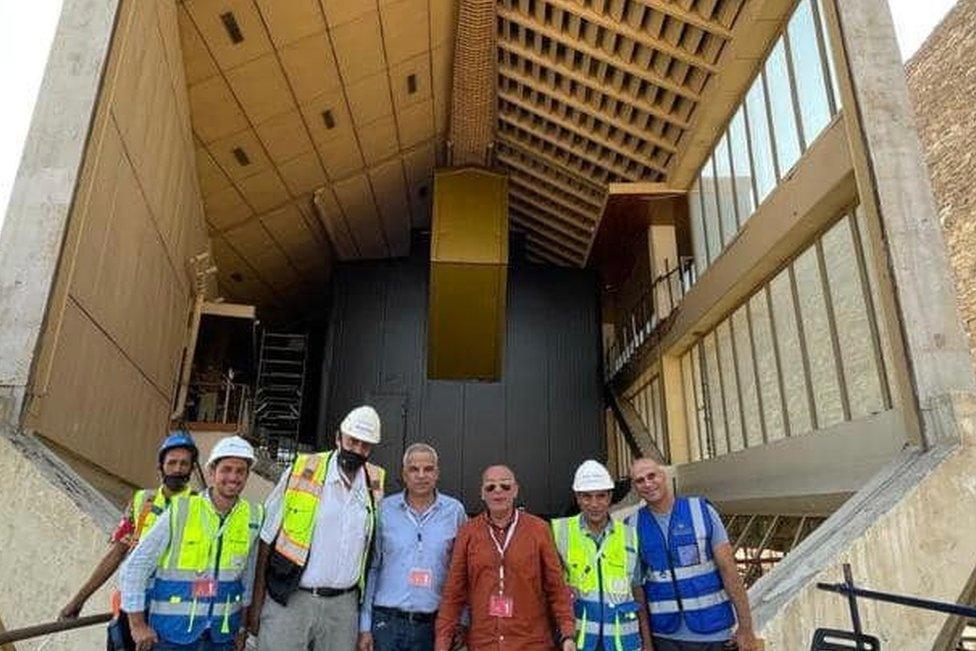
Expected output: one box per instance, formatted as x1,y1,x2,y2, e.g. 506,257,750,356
121,435,263,651
551,460,652,651
251,405,386,651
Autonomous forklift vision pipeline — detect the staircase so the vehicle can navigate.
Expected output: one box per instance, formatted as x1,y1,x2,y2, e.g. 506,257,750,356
254,332,308,461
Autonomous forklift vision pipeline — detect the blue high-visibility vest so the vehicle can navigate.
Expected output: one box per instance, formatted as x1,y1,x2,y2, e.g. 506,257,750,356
634,497,734,635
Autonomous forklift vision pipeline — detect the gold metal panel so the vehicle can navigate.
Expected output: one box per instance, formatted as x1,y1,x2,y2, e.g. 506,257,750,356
390,54,432,111
379,0,430,65
207,129,273,181
185,0,273,70
315,130,365,180
333,174,388,258
178,6,218,84
224,53,296,124
345,71,395,127
431,168,509,264
397,100,435,149
254,0,324,48
428,262,507,381
278,151,328,196
319,0,375,29
235,168,291,214
330,10,386,83
358,116,400,165
254,110,314,164
204,184,253,231
369,158,411,256
187,76,249,143
278,31,343,103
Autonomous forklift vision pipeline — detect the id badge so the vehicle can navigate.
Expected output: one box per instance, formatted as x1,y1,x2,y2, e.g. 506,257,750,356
611,578,630,594
408,567,433,588
488,594,514,618
192,577,217,599
676,543,701,566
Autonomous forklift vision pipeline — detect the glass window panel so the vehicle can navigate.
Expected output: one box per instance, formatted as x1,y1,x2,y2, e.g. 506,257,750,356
732,307,764,447
682,352,702,462
764,39,802,174
700,160,723,262
769,269,813,435
788,0,832,144
745,81,777,201
822,216,885,418
689,179,708,275
691,345,712,458
855,206,896,407
714,133,739,244
814,0,842,109
749,292,786,441
717,320,745,452
702,333,728,456
794,248,845,428
728,107,756,223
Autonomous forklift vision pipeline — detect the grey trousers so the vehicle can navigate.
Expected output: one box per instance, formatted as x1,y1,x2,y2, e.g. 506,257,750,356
257,589,359,651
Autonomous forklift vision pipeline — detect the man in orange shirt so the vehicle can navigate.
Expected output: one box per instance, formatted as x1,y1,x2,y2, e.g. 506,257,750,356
435,465,576,651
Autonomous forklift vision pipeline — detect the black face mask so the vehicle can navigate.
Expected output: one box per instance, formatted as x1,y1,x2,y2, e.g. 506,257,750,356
162,472,191,492
337,448,367,474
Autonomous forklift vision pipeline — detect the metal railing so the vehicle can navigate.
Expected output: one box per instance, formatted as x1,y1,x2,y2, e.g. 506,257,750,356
605,256,697,379
186,381,251,430
813,563,976,650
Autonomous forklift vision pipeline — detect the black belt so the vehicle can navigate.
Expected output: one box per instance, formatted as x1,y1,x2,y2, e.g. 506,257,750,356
299,585,359,598
373,605,437,623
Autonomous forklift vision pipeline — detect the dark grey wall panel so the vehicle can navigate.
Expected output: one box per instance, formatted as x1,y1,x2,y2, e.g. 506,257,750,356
318,256,603,516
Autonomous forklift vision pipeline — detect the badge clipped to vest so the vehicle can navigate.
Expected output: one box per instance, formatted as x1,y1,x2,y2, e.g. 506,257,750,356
409,567,433,588
489,594,514,618
192,577,217,599
676,543,701,566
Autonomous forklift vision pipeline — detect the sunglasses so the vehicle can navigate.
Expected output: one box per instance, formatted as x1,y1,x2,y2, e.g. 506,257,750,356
483,482,514,493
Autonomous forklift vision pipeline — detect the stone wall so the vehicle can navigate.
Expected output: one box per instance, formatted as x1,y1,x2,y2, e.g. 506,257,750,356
906,0,976,365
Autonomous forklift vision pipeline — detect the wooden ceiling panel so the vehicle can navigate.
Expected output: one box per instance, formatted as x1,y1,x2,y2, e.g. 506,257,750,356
253,0,325,48
402,141,435,228
396,99,435,149
358,116,400,165
315,130,365,180
389,53,432,112
195,147,231,197
368,158,411,257
330,11,386,83
278,151,328,196
379,0,430,65
261,204,327,275
345,71,395,128
300,89,355,146
254,110,314,164
178,6,218,84
278,31,343,103
319,0,375,29
207,129,273,181
187,76,249,143
224,220,301,292
185,0,273,70
430,0,458,47
211,235,279,306
333,175,387,258
204,184,253,231
224,53,296,124
235,168,291,214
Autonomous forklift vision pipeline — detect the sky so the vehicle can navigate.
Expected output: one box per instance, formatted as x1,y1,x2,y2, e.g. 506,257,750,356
0,0,961,235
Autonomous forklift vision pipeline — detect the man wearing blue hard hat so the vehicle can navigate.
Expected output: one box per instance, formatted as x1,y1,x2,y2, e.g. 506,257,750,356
59,429,200,624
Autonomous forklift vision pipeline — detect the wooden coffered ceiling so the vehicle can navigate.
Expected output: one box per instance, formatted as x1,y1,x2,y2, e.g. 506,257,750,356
179,0,764,310
493,0,747,266
179,0,456,311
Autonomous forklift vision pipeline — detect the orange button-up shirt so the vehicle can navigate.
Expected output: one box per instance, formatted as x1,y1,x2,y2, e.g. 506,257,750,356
435,511,575,651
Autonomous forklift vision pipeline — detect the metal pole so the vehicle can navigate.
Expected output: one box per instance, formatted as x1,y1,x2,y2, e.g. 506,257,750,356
843,563,866,650
0,613,111,645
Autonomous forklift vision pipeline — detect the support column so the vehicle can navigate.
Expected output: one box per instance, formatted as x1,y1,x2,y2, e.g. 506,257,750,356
0,0,120,430
823,0,976,446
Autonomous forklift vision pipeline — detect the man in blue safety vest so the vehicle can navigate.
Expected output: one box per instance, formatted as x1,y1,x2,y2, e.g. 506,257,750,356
626,458,758,651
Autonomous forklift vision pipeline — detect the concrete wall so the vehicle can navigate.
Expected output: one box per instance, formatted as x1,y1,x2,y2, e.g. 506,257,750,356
0,433,119,650
22,0,209,487
906,0,976,367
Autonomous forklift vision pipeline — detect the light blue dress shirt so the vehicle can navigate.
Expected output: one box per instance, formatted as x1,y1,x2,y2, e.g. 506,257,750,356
359,491,467,632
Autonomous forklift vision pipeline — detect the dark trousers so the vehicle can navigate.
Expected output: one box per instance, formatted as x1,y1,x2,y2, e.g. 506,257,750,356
372,609,435,651
651,636,732,651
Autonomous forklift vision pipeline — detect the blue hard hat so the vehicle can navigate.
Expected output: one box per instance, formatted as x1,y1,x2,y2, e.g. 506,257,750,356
159,430,199,465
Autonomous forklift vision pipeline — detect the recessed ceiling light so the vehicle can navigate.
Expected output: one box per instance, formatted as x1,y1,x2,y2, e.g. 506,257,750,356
322,110,336,129
407,73,418,94
232,147,250,166
219,12,244,44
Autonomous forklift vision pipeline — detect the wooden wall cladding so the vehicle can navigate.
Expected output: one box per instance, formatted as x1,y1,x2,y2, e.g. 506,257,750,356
25,0,209,487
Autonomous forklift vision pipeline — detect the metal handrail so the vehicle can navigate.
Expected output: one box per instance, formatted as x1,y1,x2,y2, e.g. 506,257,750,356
0,612,111,645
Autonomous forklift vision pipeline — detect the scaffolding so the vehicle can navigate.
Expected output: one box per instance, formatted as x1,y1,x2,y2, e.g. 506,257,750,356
254,332,308,462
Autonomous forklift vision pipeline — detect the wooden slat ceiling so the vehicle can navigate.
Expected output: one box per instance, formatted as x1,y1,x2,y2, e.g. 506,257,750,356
178,0,456,311
179,0,750,310
494,0,747,266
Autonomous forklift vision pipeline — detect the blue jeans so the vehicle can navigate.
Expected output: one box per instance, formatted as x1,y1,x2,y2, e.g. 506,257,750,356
372,609,435,651
153,632,235,651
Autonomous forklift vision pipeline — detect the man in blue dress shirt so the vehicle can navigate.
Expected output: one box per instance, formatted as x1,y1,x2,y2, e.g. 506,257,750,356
358,443,468,651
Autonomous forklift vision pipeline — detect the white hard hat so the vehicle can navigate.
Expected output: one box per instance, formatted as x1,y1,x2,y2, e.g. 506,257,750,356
340,405,382,444
207,435,255,467
572,459,615,492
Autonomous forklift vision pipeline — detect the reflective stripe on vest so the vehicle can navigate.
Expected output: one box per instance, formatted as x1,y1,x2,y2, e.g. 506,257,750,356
132,486,191,542
273,452,384,598
148,495,263,645
552,515,642,651
634,497,734,636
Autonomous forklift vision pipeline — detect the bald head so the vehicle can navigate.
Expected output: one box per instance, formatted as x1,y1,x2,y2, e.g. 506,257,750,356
630,457,672,511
